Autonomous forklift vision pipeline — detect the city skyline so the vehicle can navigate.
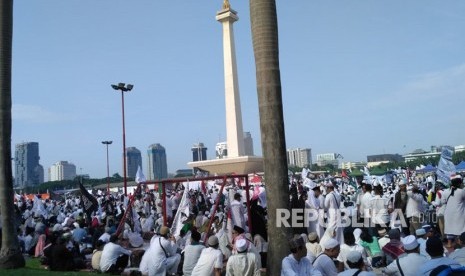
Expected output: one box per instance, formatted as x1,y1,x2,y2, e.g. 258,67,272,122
11,1,465,179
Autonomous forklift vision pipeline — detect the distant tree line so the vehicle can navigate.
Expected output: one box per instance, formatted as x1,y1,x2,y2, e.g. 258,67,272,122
18,173,131,194
289,151,465,175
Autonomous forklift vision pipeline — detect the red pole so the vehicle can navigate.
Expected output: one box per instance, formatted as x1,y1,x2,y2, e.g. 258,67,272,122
115,182,141,237
106,143,110,194
203,176,228,244
121,91,128,196
162,182,167,226
245,176,252,234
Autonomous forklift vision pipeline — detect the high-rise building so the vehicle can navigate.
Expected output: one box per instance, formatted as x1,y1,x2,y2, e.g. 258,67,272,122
287,148,312,168
15,142,44,187
243,132,254,156
147,143,168,180
49,161,76,181
126,147,142,179
316,153,340,168
192,143,207,161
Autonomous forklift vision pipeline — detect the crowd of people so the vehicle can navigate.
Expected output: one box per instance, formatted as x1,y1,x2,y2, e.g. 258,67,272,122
283,171,465,275
8,169,465,276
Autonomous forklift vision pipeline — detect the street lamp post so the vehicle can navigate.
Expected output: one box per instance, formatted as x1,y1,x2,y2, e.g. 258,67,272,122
111,83,133,196
101,141,112,194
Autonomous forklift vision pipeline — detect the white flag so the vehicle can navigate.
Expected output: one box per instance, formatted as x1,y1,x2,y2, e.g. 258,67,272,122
135,166,146,184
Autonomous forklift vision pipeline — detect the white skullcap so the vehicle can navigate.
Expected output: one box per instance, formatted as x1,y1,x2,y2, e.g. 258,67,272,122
402,235,419,251
415,228,426,236
236,238,248,252
353,228,362,241
346,250,362,263
323,238,339,250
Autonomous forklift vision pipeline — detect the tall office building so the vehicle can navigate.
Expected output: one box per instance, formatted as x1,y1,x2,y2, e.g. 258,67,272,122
287,148,312,168
49,161,76,181
126,147,142,179
147,143,168,180
15,142,44,187
192,143,207,161
243,132,254,156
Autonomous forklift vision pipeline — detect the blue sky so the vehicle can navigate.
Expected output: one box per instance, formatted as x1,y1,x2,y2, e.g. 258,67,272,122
11,1,465,179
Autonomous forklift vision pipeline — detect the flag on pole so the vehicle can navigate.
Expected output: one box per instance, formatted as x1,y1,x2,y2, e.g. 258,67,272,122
341,169,348,178
436,146,456,186
79,179,98,217
135,166,146,184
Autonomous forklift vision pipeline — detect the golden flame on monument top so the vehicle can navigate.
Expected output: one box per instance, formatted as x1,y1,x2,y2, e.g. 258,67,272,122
222,0,231,10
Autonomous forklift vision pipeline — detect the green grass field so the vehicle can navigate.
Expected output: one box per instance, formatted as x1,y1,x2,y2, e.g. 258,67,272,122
0,258,96,276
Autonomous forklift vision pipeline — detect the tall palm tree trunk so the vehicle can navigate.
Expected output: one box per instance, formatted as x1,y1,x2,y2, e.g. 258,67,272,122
249,0,292,274
0,0,25,268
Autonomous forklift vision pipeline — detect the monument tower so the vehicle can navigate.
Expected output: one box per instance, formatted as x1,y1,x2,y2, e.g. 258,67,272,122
188,0,263,174
216,0,245,158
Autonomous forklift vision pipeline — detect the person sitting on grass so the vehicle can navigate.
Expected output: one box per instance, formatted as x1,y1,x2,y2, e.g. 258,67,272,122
99,234,132,274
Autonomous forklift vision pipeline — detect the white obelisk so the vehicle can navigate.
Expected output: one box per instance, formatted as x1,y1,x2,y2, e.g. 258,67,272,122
216,0,245,158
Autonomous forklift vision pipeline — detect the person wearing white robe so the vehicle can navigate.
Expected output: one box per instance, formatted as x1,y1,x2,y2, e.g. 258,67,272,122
230,193,246,230
226,239,260,276
324,183,344,245
281,236,322,276
306,183,324,239
442,175,465,247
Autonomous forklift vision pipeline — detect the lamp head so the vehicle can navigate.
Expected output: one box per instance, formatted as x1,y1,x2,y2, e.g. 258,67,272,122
111,84,118,90
117,83,125,89
126,84,134,91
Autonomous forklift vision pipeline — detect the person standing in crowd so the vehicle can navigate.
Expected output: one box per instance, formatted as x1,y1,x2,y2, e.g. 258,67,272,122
226,238,260,276
417,236,461,275
442,175,465,249
313,238,341,276
324,182,343,245
432,181,446,237
337,251,376,276
230,193,246,230
281,236,322,276
383,235,426,276
359,184,373,232
369,185,389,231
406,184,426,236
306,182,324,239
391,179,409,236
356,183,367,223
192,236,223,276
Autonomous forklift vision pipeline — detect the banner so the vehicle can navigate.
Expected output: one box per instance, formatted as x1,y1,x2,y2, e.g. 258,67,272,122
79,180,98,216
436,146,456,186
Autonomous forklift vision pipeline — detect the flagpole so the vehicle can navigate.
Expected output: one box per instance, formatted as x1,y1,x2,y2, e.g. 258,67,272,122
102,141,112,195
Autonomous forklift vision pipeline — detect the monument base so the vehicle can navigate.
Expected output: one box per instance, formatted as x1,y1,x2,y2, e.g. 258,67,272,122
187,156,263,175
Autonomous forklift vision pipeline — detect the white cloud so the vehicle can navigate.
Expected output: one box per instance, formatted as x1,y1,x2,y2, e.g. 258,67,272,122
402,63,465,98
12,104,74,123
369,63,465,111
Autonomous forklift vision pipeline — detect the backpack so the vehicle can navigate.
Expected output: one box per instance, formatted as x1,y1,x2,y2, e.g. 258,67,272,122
430,265,465,276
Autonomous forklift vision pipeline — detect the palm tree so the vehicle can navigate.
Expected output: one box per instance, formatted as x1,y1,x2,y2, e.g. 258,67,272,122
249,0,292,274
0,0,25,268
